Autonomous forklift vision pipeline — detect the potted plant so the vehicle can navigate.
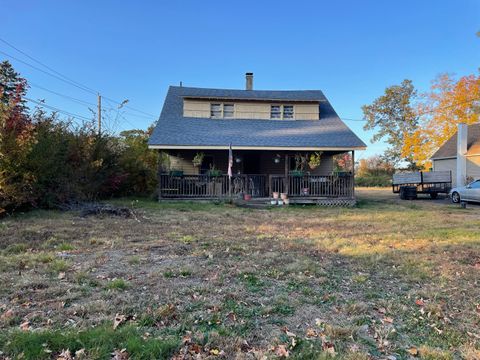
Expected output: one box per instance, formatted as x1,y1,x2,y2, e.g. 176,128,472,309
244,193,252,201
192,152,205,168
290,153,308,177
207,164,222,177
280,192,288,200
272,191,279,199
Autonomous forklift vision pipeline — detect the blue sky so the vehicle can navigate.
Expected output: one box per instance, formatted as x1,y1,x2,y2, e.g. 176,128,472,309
2,0,479,159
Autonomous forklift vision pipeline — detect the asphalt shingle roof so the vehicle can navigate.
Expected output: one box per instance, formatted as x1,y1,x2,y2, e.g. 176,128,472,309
148,86,366,149
431,123,480,159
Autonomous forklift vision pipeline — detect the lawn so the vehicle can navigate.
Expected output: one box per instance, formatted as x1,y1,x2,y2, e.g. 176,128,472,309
0,189,479,359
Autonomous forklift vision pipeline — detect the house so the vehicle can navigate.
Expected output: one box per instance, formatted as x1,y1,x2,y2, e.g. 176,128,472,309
148,73,366,205
431,123,480,187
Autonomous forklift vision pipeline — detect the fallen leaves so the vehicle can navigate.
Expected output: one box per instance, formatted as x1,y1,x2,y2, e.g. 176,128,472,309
1,308,14,321
113,314,126,330
111,349,129,360
19,320,30,331
415,299,425,307
407,347,418,356
274,344,289,358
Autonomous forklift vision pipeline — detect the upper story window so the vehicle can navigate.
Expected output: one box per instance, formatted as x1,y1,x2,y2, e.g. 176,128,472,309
283,105,294,119
223,104,234,118
210,103,222,118
271,105,294,120
270,105,281,119
210,103,234,118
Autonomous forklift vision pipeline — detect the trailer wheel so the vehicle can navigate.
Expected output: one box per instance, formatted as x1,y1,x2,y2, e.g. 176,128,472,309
430,192,438,199
451,191,460,203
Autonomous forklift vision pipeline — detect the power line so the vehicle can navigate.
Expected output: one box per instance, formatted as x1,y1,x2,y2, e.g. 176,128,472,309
24,97,93,122
0,40,157,118
0,37,97,94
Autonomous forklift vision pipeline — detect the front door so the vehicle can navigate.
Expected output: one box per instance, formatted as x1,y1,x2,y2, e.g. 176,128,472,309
243,154,261,174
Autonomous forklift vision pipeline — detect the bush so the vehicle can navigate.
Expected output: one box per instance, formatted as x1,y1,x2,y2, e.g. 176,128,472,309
0,61,161,213
355,174,391,187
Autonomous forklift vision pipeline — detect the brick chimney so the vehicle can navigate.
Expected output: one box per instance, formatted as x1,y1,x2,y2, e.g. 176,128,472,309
457,123,468,186
245,72,253,90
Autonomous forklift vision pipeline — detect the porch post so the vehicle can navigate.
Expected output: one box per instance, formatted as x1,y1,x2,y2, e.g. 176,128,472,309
351,150,355,198
285,154,289,195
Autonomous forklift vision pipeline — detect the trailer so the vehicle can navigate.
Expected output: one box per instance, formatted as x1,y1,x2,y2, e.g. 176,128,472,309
392,171,452,199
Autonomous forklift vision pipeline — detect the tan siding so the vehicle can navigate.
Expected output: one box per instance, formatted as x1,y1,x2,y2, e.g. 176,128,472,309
183,100,210,118
294,104,319,120
433,159,456,186
235,103,270,119
467,155,480,181
168,151,199,174
183,99,319,120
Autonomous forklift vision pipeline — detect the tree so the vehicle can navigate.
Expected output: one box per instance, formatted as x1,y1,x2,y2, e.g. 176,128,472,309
362,79,419,168
0,61,35,213
402,73,480,168
117,127,159,195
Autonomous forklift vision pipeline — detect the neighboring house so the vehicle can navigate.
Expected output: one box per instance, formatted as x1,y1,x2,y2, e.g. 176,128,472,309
148,73,366,204
431,123,480,187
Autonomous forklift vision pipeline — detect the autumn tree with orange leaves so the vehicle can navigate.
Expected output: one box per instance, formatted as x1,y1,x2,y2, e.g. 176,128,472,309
402,73,480,168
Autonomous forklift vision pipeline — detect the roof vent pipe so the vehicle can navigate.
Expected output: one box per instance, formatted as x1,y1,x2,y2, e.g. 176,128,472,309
245,72,253,90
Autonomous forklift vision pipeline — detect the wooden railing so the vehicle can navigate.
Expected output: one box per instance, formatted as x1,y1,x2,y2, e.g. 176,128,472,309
269,173,354,198
159,173,354,199
158,174,267,198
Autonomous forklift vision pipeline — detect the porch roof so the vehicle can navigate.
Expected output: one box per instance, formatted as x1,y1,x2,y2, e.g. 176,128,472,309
148,86,366,150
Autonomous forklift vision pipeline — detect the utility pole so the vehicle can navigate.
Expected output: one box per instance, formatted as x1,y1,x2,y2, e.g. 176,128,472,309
97,93,102,135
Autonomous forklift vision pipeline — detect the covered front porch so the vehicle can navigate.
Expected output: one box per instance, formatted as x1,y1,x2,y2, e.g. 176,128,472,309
158,149,356,204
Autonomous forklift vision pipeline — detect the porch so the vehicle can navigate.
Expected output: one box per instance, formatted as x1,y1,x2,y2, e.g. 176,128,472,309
158,173,354,203
158,149,355,203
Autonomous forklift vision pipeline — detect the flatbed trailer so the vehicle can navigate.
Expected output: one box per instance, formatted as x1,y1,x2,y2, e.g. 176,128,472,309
392,171,452,199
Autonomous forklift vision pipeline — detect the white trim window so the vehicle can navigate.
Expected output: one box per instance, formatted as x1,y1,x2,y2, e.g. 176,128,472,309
283,105,294,119
271,104,294,120
210,103,235,118
223,104,234,118
270,105,281,119
210,103,222,118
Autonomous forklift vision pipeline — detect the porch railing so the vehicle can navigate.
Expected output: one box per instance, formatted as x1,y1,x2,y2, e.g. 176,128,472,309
159,173,354,199
269,173,354,198
158,174,267,198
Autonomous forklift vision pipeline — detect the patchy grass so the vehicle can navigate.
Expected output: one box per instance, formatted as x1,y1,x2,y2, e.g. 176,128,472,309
106,278,129,291
0,189,479,359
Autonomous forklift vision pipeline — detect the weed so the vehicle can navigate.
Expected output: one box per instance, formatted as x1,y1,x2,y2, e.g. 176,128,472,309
106,278,129,290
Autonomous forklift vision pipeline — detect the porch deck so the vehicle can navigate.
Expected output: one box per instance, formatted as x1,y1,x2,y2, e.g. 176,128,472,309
158,173,354,201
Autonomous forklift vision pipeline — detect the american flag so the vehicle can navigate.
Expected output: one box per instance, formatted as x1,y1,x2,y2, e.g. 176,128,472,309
227,143,233,178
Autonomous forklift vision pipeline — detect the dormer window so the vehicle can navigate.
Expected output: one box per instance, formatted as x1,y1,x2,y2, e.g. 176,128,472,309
210,103,234,118
210,103,222,118
283,105,294,119
223,104,234,118
270,105,281,119
271,105,294,120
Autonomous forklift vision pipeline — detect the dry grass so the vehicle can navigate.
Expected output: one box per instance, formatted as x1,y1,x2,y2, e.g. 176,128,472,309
0,189,479,359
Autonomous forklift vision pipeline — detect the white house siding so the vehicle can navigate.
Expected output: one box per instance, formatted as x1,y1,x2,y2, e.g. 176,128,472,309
433,156,480,186
433,158,457,186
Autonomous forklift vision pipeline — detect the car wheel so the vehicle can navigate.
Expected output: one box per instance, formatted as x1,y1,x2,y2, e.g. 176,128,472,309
451,191,460,203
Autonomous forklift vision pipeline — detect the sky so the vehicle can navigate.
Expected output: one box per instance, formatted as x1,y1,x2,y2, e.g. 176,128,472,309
2,0,479,159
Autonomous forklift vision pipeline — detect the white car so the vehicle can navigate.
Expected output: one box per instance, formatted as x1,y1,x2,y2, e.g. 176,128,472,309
449,179,480,203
